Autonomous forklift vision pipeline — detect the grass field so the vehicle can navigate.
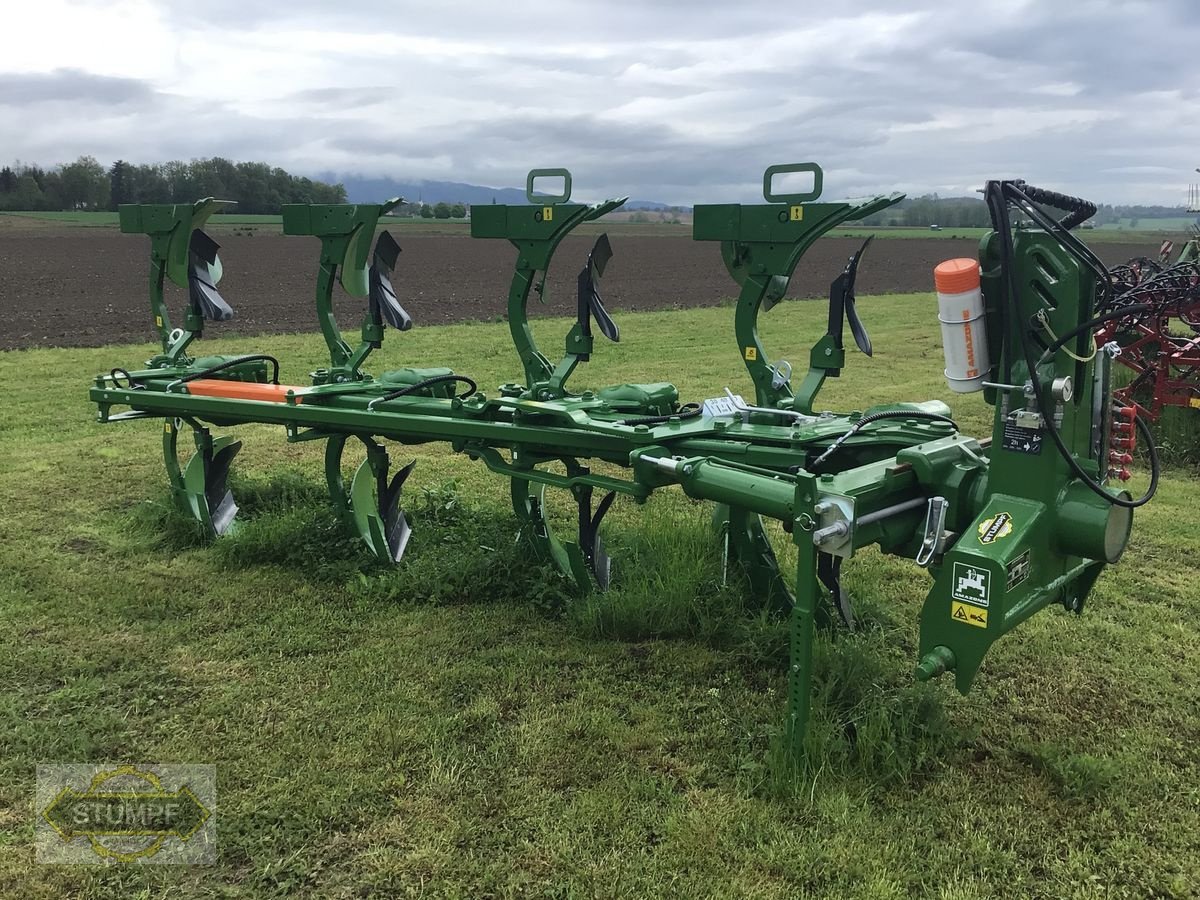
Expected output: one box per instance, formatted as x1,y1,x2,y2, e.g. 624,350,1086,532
1,298,1198,898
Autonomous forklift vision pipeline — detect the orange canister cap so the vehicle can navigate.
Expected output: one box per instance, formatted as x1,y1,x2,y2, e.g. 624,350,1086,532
934,258,980,294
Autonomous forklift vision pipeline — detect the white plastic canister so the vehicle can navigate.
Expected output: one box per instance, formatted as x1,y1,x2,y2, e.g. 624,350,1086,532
934,258,989,393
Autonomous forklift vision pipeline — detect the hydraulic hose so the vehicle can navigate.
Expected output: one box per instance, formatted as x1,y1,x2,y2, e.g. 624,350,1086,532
985,180,1158,509
616,402,702,427
812,409,958,467
1036,303,1156,364
170,354,281,389
368,374,478,410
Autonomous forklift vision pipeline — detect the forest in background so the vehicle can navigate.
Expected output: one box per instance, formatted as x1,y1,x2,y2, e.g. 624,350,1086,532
0,157,346,214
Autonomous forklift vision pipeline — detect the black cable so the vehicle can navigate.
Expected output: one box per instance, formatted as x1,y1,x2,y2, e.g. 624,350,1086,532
373,374,478,406
173,354,280,386
616,402,702,426
1036,303,1156,362
812,409,958,466
109,367,143,390
987,181,1157,509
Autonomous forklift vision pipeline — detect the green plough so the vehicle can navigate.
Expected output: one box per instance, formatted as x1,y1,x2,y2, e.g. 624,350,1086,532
89,165,1156,750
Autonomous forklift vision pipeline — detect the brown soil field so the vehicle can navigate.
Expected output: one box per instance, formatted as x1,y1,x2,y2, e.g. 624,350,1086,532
0,227,1169,350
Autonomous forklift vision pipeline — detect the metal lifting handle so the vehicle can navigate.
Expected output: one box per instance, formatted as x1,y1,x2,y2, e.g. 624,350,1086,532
763,163,824,204
526,168,572,205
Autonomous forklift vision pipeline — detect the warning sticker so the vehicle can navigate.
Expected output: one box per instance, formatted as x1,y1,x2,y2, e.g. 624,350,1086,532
951,561,990,607
744,346,758,361
789,205,804,222
951,602,988,629
1007,549,1031,590
1001,421,1043,455
977,512,1013,544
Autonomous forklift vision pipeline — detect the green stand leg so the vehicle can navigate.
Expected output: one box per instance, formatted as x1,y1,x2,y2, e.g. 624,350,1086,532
786,537,819,753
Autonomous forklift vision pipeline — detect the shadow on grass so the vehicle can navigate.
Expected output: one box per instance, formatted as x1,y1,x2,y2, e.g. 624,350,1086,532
124,471,965,788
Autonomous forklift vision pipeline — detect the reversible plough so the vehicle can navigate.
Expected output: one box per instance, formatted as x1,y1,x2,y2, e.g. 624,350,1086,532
89,166,1157,749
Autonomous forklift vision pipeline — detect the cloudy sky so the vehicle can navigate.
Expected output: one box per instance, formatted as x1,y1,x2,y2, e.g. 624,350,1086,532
2,0,1198,205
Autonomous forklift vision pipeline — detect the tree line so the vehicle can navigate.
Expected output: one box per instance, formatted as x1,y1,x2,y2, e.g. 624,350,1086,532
859,194,1193,228
0,156,347,214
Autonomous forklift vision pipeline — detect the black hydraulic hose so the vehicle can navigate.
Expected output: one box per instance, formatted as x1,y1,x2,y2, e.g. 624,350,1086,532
172,354,281,387
986,181,1158,509
109,367,144,390
1015,181,1097,232
812,409,958,466
1006,183,1114,314
1036,303,1156,363
372,374,478,406
617,401,702,427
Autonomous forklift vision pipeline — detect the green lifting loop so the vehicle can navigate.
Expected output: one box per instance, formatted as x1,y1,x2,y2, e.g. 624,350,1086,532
763,163,823,204
526,168,572,204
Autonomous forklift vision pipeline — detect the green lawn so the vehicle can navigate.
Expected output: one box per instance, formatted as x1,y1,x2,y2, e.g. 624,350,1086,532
1099,216,1199,232
1,298,1198,898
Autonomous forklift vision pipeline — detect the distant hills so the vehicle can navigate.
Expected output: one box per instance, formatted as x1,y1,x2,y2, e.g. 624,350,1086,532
328,173,677,211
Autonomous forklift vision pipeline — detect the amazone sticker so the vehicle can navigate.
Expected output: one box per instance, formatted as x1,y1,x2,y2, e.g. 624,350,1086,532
951,601,988,629
978,512,1013,544
951,561,990,608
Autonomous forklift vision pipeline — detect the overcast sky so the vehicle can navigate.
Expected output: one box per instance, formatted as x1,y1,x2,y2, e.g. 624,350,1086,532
2,0,1197,205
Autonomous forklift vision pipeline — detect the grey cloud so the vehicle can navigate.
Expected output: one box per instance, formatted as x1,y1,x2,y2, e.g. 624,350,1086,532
0,69,154,106
3,1,1198,205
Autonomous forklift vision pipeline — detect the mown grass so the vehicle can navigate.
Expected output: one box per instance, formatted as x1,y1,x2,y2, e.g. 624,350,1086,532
1,297,1198,898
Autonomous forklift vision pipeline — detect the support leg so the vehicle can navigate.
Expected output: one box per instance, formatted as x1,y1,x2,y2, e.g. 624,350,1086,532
786,524,820,753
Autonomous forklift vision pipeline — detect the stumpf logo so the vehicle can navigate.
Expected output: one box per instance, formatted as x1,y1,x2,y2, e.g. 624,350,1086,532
977,512,1013,544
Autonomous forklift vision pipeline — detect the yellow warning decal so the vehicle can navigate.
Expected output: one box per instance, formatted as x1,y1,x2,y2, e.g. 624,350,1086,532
1191,397,1200,409
951,602,988,629
789,205,803,222
744,346,758,361
543,206,553,221
155,315,163,327
164,421,173,434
